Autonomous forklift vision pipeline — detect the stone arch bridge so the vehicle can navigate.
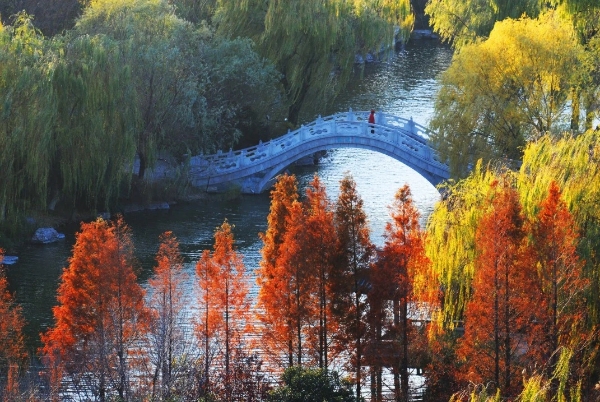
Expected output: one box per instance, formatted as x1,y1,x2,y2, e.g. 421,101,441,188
188,109,449,194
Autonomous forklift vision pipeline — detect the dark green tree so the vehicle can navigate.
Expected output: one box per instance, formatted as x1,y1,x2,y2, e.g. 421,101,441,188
268,367,358,402
214,0,413,126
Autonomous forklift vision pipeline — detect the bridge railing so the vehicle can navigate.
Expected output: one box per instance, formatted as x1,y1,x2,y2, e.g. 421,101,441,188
189,109,442,175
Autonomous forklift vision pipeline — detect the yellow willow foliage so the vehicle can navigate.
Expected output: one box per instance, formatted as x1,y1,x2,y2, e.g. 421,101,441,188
425,161,508,328
430,12,583,178
518,130,600,221
517,129,600,322
425,0,543,48
483,12,581,129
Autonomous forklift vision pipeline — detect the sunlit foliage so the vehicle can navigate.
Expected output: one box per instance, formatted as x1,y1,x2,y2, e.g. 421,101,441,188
457,178,538,396
425,0,542,48
430,12,584,177
425,161,501,327
40,217,149,401
256,174,300,369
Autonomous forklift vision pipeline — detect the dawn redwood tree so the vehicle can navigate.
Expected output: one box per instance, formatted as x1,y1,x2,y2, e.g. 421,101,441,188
372,184,430,402
40,217,149,402
332,174,373,397
146,231,191,401
0,251,27,399
197,220,251,401
458,180,538,397
256,174,299,368
276,200,317,366
303,175,338,369
530,181,588,375
196,249,217,397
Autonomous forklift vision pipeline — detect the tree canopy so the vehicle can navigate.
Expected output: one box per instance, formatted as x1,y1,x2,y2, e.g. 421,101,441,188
214,0,414,125
429,13,583,177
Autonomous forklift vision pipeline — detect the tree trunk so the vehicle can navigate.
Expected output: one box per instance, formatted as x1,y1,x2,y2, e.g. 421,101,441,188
138,151,147,180
393,298,401,401
401,299,409,402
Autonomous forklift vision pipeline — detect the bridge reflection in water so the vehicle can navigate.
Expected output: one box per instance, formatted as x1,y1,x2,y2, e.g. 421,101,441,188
189,109,449,194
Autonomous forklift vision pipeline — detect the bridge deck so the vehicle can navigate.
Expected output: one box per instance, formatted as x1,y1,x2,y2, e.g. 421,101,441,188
188,109,449,193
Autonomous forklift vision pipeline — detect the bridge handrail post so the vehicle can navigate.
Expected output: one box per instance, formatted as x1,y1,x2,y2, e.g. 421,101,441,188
300,125,305,141
347,108,355,122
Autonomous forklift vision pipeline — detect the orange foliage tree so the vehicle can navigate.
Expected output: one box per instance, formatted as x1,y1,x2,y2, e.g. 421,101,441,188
146,231,191,400
256,174,299,368
303,175,338,369
196,220,251,401
457,180,539,397
40,217,149,402
530,181,589,375
0,251,27,400
275,199,316,366
368,184,430,402
332,173,374,397
257,174,338,369
196,248,217,396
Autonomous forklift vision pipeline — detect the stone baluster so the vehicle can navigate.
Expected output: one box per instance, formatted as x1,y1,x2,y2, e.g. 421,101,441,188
347,107,355,122
408,117,416,136
376,111,386,126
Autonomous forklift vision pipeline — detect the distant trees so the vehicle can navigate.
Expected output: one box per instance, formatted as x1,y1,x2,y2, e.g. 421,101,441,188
215,0,414,125
0,0,286,235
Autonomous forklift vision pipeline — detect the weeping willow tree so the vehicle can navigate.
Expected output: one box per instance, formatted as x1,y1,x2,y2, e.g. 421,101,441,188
214,0,414,125
517,130,600,332
450,348,582,401
74,0,205,179
425,161,507,328
425,0,542,49
0,14,55,226
429,13,584,178
50,34,139,211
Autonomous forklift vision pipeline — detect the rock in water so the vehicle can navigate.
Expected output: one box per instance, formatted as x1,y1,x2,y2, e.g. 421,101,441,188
31,228,65,244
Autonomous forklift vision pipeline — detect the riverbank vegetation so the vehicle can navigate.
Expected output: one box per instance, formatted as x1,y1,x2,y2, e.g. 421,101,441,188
2,0,600,401
0,0,412,247
2,138,600,400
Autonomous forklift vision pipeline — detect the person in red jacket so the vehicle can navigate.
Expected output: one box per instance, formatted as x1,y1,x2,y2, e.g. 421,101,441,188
368,109,375,134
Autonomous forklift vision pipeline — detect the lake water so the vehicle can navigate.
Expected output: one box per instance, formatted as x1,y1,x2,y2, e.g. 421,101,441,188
6,39,454,356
